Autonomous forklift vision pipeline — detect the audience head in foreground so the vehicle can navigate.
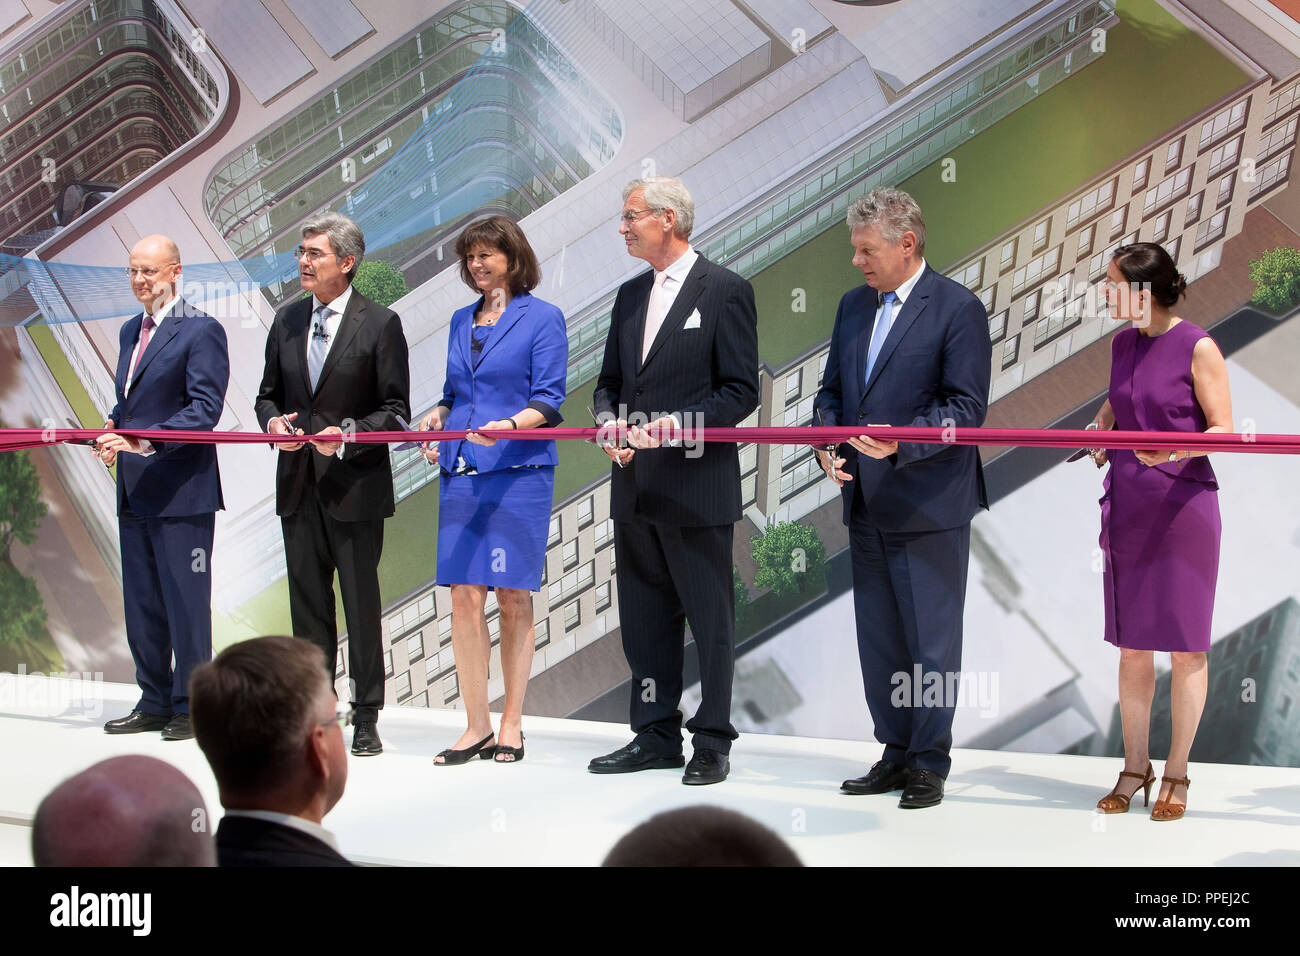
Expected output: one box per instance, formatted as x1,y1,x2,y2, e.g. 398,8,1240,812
32,755,213,866
191,635,353,866
602,805,802,867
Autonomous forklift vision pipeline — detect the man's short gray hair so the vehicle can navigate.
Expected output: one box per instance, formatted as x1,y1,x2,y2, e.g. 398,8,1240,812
622,176,695,239
846,188,926,254
302,211,365,279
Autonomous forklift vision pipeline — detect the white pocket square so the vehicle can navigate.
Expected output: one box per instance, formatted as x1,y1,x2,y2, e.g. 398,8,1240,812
683,309,702,330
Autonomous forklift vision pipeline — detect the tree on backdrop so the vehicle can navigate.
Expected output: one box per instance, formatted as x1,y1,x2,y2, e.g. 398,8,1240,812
352,259,409,308
750,521,828,598
1248,246,1300,314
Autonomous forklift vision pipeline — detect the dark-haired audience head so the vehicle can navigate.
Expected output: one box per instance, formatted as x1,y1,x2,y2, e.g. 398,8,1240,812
454,215,541,296
1107,241,1188,323
190,636,347,823
602,805,803,867
32,755,213,866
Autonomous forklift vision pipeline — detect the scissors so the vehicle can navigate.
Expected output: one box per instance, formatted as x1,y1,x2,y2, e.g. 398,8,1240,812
1067,421,1112,464
813,408,839,457
63,417,99,446
393,415,424,451
588,405,626,469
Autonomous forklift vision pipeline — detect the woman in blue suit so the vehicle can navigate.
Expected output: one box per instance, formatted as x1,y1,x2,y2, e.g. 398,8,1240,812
420,216,568,765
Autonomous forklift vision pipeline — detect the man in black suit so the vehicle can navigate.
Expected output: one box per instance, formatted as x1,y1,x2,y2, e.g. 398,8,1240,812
589,176,759,785
255,212,410,756
191,636,354,867
814,188,991,809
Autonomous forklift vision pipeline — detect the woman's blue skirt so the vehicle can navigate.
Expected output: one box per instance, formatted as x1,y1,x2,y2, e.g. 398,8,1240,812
435,466,554,591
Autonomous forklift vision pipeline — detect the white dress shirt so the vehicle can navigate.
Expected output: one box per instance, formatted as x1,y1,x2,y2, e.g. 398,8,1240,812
222,809,342,853
309,283,352,364
641,245,699,361
293,285,353,458
864,258,927,385
637,246,700,442
124,295,178,398
121,296,180,457
881,258,927,316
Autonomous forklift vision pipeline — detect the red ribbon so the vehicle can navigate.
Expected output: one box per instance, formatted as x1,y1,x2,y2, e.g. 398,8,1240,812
1,426,1295,454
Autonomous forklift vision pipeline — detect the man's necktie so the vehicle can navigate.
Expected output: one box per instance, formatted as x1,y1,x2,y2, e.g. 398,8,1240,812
864,291,898,386
641,271,669,363
126,313,156,393
308,305,331,391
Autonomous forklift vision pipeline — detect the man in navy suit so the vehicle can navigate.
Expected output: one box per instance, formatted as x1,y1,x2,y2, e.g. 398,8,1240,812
589,176,759,785
97,234,229,741
813,189,991,808
255,212,410,756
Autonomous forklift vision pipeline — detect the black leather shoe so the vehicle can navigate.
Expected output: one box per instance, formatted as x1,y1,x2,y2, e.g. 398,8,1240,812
899,769,945,808
103,710,170,734
351,721,382,756
683,748,729,786
588,741,684,774
160,713,194,741
841,759,910,794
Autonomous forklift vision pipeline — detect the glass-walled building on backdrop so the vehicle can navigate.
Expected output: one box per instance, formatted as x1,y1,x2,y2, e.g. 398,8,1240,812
203,0,623,306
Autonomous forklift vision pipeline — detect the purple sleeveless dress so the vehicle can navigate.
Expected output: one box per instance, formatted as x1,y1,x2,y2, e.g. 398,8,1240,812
1099,321,1220,652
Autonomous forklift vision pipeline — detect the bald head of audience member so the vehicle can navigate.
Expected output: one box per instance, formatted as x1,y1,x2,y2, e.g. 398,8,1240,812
32,755,213,866
602,805,803,867
190,636,348,824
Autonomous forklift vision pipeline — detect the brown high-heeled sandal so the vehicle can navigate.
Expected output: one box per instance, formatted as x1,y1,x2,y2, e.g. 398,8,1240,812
1150,774,1190,821
1097,762,1155,813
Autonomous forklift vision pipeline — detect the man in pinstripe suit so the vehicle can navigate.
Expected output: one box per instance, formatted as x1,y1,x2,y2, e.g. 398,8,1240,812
589,176,759,786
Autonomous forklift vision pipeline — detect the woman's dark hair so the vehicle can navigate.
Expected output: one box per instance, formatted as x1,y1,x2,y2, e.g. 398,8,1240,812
1111,242,1188,308
454,215,541,295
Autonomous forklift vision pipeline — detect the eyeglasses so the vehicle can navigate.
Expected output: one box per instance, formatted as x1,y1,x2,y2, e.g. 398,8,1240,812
124,266,176,278
295,246,337,262
320,703,354,729
619,208,658,224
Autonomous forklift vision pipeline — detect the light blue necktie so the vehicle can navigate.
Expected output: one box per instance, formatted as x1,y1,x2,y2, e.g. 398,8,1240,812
864,291,898,386
308,304,331,391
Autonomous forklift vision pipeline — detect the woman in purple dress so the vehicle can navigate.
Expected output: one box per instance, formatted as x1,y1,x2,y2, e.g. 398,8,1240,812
1091,243,1232,822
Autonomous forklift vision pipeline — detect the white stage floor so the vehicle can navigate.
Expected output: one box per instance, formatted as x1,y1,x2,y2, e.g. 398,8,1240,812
2,675,1299,866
